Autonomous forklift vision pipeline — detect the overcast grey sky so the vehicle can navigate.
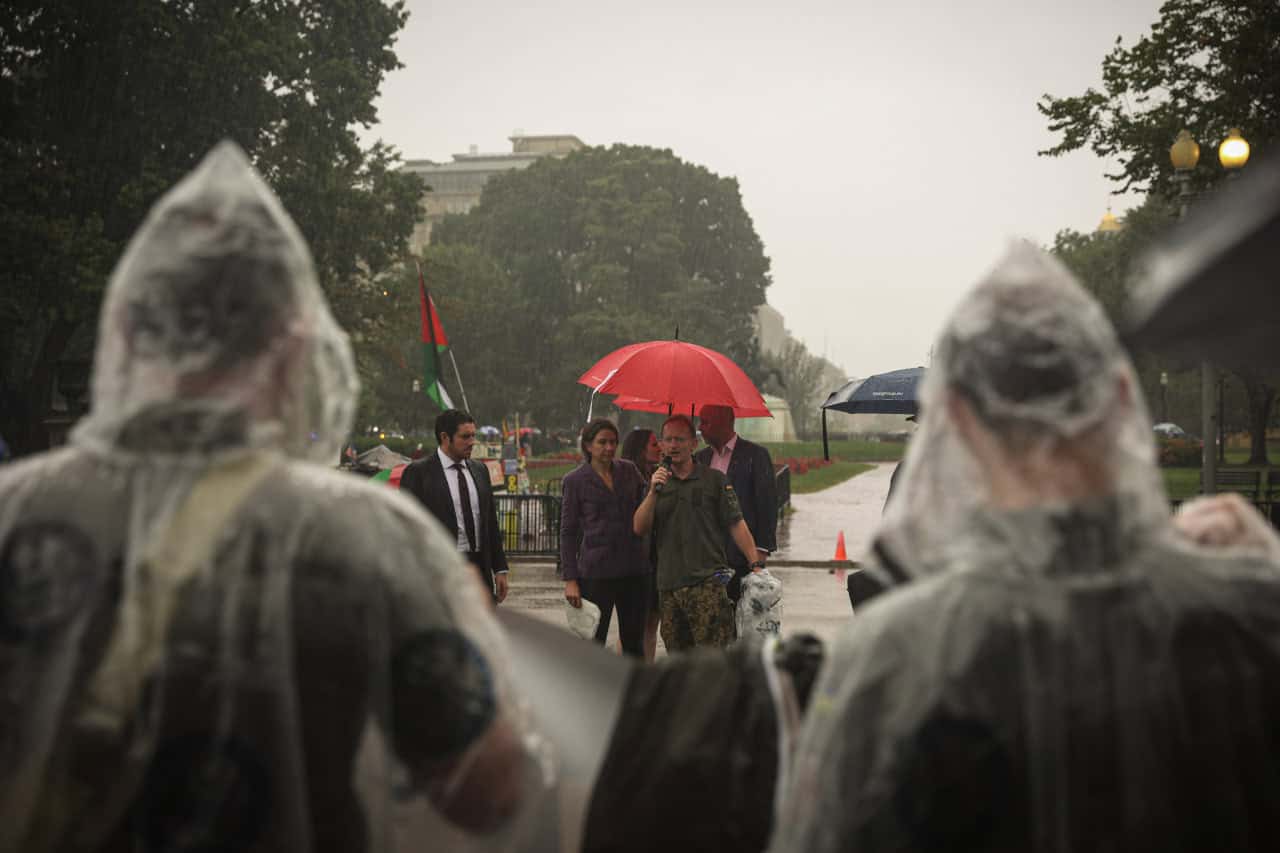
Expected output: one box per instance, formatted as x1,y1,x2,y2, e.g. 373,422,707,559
369,0,1165,379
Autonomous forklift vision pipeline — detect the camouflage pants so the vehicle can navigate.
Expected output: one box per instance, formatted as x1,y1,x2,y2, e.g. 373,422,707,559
659,576,735,652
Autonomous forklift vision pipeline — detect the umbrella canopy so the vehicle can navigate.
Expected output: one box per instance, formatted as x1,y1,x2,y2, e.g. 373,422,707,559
355,443,411,471
612,394,772,419
578,340,770,416
1126,151,1280,368
823,367,925,415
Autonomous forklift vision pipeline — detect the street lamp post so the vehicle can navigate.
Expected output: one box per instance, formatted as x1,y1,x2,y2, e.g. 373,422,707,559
1215,127,1251,470
1170,129,1217,494
1168,126,1251,495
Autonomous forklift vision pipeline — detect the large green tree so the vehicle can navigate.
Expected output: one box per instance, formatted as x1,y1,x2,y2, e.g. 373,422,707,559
432,144,772,428
1038,0,1279,195
1053,199,1279,458
761,339,829,440
355,245,526,433
0,0,422,453
1053,197,1214,429
1050,197,1176,327
1039,0,1280,463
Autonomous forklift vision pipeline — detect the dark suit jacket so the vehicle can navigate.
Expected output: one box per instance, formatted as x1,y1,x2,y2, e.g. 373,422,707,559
695,436,778,579
400,453,509,595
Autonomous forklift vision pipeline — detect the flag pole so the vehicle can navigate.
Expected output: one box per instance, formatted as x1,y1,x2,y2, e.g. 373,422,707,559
448,350,471,413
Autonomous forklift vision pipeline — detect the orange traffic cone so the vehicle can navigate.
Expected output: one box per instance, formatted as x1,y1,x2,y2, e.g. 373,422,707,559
833,530,848,562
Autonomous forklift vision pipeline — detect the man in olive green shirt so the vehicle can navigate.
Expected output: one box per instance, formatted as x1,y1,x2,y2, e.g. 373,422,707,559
634,415,763,651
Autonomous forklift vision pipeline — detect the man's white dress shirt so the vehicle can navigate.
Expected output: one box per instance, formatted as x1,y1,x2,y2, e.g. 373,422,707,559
438,447,482,553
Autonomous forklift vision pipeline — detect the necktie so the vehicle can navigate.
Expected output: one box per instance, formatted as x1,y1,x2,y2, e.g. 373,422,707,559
453,462,479,553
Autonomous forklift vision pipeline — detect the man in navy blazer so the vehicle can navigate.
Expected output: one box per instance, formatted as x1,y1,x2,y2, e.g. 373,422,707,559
694,404,778,602
401,409,510,603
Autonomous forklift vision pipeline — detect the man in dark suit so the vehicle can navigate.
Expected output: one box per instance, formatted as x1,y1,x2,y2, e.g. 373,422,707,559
695,404,778,602
401,409,511,603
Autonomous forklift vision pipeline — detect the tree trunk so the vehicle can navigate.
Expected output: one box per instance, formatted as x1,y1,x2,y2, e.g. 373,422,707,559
1244,377,1275,466
13,317,79,455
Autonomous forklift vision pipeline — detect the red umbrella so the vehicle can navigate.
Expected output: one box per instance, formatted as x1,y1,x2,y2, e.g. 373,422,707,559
579,340,771,417
612,395,772,419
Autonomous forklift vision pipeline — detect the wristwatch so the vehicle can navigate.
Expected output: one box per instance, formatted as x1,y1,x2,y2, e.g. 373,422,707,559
749,560,766,570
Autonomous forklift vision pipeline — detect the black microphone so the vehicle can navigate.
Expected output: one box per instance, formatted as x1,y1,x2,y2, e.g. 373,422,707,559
654,455,673,493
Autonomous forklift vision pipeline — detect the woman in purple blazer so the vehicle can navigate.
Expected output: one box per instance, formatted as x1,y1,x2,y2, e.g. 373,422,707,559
560,419,650,656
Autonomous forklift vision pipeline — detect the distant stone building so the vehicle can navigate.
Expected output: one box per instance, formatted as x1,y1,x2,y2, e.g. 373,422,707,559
752,303,848,438
754,303,789,358
403,133,586,251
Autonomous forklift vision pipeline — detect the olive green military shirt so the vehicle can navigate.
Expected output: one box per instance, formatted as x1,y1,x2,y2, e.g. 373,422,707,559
652,462,743,592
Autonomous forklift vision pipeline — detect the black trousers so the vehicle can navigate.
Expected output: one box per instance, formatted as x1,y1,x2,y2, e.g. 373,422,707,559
579,574,649,657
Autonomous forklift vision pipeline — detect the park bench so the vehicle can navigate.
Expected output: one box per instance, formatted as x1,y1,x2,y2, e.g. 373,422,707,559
1200,469,1265,509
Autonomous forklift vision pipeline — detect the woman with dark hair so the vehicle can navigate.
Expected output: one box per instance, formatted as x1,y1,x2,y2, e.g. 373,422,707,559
620,428,660,480
620,427,662,660
560,419,650,656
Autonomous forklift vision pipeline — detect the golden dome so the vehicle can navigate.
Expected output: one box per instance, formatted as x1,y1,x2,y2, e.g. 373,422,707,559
1097,209,1124,233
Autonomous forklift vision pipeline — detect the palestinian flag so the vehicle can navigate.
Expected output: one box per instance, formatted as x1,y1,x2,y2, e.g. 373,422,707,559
418,264,454,410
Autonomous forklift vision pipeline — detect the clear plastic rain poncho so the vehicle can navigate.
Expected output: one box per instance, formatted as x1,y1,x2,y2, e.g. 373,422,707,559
0,142,549,853
771,244,1280,852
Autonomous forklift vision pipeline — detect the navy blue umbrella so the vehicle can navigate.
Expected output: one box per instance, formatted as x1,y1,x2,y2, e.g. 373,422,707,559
823,367,924,415
820,367,924,459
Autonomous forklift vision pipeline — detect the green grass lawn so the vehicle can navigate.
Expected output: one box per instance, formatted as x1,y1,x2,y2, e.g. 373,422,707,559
763,438,906,463
527,461,578,490
1163,467,1202,501
789,461,874,494
1162,461,1278,501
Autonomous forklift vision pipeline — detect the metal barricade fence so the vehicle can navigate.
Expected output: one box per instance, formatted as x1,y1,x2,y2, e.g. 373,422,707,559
496,493,561,556
499,467,789,557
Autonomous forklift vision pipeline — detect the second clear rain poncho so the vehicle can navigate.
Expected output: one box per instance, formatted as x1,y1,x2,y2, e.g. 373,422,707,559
771,244,1280,853
0,142,549,853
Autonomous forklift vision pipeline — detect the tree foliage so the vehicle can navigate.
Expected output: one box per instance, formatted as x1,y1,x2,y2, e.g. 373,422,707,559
355,245,525,433
1051,197,1280,463
0,0,423,453
1050,196,1177,328
761,339,829,439
1040,0,1280,463
1038,0,1280,197
432,144,772,428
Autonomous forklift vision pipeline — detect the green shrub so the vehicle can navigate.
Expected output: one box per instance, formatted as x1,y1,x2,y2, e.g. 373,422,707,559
1157,437,1201,468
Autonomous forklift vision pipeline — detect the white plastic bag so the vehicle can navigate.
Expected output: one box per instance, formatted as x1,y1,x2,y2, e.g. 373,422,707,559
737,569,783,639
566,598,602,640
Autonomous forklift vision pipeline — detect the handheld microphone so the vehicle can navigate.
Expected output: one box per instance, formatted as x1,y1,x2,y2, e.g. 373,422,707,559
654,455,673,493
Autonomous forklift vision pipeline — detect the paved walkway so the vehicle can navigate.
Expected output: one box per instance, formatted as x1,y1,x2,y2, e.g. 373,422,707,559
505,561,856,657
773,461,895,562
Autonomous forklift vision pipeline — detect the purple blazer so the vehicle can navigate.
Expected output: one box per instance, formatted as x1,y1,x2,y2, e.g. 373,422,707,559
559,459,648,580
